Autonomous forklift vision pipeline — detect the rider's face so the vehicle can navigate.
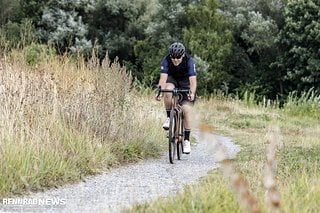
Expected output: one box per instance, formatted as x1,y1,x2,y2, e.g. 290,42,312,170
171,54,184,66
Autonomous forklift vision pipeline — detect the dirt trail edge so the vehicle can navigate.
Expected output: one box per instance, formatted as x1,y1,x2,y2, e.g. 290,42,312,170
0,131,240,213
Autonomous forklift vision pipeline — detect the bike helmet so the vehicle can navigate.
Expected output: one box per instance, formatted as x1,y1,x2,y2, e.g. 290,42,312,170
169,42,185,58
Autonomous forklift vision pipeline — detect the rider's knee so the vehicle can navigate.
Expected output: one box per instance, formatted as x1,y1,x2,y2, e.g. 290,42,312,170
164,83,174,99
182,103,192,113
165,83,174,90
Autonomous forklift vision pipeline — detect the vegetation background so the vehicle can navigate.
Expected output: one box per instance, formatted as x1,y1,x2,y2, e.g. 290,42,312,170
1,0,319,99
0,0,320,212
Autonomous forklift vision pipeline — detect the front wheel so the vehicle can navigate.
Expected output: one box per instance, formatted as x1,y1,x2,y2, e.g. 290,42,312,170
177,112,184,160
177,140,183,160
168,109,177,164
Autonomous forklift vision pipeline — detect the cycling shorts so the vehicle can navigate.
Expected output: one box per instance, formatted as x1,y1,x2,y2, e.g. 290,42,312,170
166,76,196,104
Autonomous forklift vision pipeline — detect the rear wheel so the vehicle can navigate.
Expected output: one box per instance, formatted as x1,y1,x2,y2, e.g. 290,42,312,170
168,109,177,164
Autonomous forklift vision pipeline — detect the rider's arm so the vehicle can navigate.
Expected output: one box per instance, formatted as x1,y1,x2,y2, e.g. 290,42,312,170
156,57,169,100
158,73,168,89
188,57,197,101
189,76,197,101
159,57,170,88
159,57,169,89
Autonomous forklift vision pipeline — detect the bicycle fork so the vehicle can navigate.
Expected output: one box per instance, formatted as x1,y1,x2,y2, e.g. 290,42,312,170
175,108,184,143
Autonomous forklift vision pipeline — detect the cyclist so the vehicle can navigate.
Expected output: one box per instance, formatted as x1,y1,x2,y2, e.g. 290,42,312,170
155,42,197,154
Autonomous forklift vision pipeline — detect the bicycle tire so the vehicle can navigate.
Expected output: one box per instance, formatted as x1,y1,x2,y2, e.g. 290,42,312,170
177,111,183,160
177,140,183,160
168,109,177,164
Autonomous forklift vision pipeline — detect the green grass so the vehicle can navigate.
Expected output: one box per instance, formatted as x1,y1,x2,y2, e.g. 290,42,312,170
280,174,320,213
0,117,165,198
130,171,242,213
130,95,320,212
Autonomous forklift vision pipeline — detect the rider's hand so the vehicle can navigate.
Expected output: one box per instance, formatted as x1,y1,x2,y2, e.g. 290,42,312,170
155,85,162,101
155,94,162,101
188,93,195,101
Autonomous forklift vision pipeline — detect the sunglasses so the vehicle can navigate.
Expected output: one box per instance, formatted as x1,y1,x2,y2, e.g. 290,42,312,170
170,55,183,59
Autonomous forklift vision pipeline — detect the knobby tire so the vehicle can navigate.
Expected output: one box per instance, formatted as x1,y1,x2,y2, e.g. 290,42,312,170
177,112,184,160
168,109,176,164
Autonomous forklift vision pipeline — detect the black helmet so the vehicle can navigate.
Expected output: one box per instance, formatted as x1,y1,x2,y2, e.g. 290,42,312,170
169,42,185,57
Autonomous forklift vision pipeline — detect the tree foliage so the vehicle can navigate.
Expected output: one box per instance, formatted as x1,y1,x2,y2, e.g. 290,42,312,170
1,0,319,98
277,0,320,92
0,0,21,26
19,0,47,25
37,0,93,53
87,0,148,61
133,0,196,87
183,0,233,94
219,0,286,98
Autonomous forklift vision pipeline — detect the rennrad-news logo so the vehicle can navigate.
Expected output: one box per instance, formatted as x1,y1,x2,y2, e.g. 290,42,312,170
2,197,67,206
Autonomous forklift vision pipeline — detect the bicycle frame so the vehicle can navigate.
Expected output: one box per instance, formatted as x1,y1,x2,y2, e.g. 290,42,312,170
157,87,190,163
169,89,184,143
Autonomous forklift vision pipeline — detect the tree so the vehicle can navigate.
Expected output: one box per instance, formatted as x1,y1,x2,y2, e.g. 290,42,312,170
133,0,198,87
19,0,47,25
145,0,195,45
277,0,320,93
86,0,149,62
183,0,233,94
0,0,20,26
240,11,281,97
219,0,286,98
37,0,93,54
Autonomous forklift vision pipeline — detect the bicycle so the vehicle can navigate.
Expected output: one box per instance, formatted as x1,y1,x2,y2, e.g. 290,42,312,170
156,86,190,164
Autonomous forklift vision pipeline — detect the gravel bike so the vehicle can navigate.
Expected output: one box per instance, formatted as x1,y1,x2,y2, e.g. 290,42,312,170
157,87,190,164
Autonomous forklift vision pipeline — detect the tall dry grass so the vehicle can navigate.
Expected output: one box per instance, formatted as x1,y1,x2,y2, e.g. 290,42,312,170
0,48,164,197
2,48,132,136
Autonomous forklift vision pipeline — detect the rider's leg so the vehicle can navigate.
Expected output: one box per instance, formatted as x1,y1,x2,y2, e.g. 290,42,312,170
162,83,175,130
182,102,193,154
182,103,192,140
164,83,175,116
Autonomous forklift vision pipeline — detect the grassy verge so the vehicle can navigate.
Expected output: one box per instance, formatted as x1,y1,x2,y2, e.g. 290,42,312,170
130,171,241,213
0,47,166,198
131,95,320,212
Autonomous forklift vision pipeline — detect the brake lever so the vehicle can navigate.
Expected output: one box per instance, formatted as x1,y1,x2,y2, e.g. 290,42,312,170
156,86,162,99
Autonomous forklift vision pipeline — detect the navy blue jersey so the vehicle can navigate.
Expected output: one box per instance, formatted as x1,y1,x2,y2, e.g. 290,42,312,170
160,54,196,80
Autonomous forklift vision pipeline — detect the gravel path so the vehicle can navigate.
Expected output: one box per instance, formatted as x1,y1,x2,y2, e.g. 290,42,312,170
0,131,240,213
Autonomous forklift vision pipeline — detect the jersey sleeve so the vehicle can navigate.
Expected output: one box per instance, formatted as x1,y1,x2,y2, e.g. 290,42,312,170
160,57,169,74
187,57,197,76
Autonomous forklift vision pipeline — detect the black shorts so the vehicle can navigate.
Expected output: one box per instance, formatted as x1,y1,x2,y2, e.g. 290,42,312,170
166,76,195,104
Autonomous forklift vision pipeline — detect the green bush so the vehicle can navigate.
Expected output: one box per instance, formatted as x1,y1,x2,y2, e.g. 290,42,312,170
24,44,56,66
0,19,36,50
